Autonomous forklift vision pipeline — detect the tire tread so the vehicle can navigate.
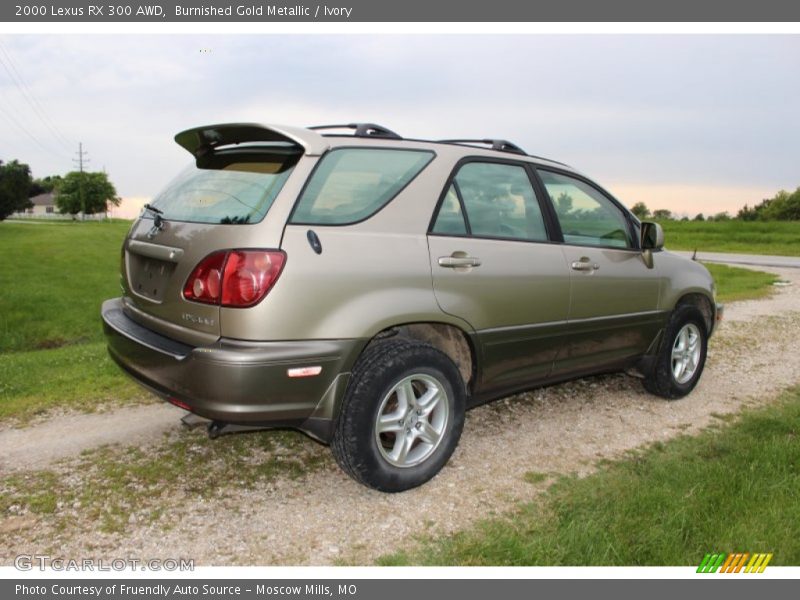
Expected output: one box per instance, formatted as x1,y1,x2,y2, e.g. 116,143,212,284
331,338,465,492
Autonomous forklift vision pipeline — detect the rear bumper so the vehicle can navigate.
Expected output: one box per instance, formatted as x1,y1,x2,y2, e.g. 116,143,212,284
101,298,363,441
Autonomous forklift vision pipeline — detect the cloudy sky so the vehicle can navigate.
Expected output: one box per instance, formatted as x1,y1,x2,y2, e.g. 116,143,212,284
1,34,798,217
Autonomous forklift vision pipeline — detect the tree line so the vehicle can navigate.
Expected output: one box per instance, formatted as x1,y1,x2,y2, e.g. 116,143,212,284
630,187,800,223
0,159,120,221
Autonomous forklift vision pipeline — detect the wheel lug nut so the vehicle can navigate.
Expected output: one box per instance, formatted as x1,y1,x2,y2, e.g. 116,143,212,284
415,422,422,429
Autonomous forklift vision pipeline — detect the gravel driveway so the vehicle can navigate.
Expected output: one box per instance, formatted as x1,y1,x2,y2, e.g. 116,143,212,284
1,265,798,566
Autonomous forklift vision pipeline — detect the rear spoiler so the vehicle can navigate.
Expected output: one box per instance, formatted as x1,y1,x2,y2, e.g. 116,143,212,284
174,123,330,158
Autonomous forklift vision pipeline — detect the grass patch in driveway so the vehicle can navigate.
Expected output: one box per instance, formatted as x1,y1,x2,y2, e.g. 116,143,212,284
0,427,331,536
704,263,780,304
379,387,800,566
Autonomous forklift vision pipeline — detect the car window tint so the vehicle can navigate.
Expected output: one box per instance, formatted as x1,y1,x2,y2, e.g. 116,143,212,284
290,148,434,225
431,184,468,235
538,170,632,248
148,153,299,225
451,162,547,242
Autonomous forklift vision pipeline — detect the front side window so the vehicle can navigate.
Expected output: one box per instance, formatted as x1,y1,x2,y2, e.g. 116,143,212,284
538,170,633,248
432,161,547,242
290,148,434,225
148,150,300,225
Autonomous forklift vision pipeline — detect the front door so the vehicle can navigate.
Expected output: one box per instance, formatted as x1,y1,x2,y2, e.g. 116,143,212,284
536,169,664,375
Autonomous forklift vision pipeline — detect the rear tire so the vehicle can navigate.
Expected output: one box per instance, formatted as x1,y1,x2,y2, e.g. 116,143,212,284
331,339,466,492
643,304,708,399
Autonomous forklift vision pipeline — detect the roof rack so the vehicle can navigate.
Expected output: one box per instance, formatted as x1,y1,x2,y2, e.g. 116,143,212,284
308,123,402,140
438,138,527,156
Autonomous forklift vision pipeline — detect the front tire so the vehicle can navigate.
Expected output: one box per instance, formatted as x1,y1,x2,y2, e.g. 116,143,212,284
643,304,708,399
331,339,466,492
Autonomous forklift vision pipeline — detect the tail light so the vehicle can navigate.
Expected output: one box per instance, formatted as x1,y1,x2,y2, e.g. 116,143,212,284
183,250,286,308
183,250,226,305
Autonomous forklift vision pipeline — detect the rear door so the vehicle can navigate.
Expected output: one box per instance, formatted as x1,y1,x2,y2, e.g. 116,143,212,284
427,159,571,396
535,169,663,375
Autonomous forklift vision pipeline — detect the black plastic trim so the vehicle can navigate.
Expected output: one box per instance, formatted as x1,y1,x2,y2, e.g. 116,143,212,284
437,138,527,156
451,180,472,235
103,304,194,358
308,123,402,140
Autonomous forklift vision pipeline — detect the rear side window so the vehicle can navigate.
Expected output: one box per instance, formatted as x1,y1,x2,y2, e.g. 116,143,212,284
149,151,300,225
290,148,434,225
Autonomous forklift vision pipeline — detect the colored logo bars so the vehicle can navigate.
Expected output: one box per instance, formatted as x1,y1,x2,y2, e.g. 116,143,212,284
697,552,773,573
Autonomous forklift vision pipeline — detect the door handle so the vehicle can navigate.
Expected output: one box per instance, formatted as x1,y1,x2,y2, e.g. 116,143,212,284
571,258,600,271
438,255,482,268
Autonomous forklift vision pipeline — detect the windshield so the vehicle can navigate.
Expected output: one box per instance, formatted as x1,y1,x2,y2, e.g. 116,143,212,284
148,150,300,224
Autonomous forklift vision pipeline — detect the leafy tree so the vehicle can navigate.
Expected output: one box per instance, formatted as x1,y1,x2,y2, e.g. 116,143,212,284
54,171,120,216
735,188,800,221
555,192,573,216
711,211,731,221
737,203,759,221
29,174,63,197
0,159,33,220
760,188,800,221
778,188,800,220
693,213,705,221
652,208,673,221
630,202,650,219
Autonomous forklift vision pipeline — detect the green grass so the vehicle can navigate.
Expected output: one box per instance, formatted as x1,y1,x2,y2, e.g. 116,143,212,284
662,220,800,256
0,220,131,352
0,220,146,422
379,388,800,566
704,263,780,303
0,342,148,421
0,427,331,534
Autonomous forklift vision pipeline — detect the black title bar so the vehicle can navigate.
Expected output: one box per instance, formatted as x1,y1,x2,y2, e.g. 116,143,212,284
4,0,800,22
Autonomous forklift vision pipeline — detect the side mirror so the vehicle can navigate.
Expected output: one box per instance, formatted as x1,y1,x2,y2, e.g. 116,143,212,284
641,221,664,251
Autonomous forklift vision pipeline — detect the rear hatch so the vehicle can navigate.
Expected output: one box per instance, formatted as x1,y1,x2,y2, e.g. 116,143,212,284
121,123,326,345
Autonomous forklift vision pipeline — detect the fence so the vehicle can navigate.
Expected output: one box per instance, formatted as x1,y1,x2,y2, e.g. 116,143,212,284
8,212,110,221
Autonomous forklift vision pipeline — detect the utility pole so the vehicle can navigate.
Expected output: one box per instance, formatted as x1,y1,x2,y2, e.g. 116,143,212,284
73,142,89,220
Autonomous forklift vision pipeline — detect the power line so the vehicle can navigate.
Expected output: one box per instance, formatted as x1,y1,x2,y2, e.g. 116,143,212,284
0,41,73,151
0,95,69,161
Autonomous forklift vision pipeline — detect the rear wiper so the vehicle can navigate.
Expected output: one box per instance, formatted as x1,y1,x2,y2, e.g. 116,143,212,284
142,203,166,238
143,203,163,217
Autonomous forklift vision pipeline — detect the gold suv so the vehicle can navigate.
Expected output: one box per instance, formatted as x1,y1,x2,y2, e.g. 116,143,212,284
102,122,721,491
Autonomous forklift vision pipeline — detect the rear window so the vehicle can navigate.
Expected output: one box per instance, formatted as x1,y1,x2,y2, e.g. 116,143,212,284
289,148,434,225
148,150,300,225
